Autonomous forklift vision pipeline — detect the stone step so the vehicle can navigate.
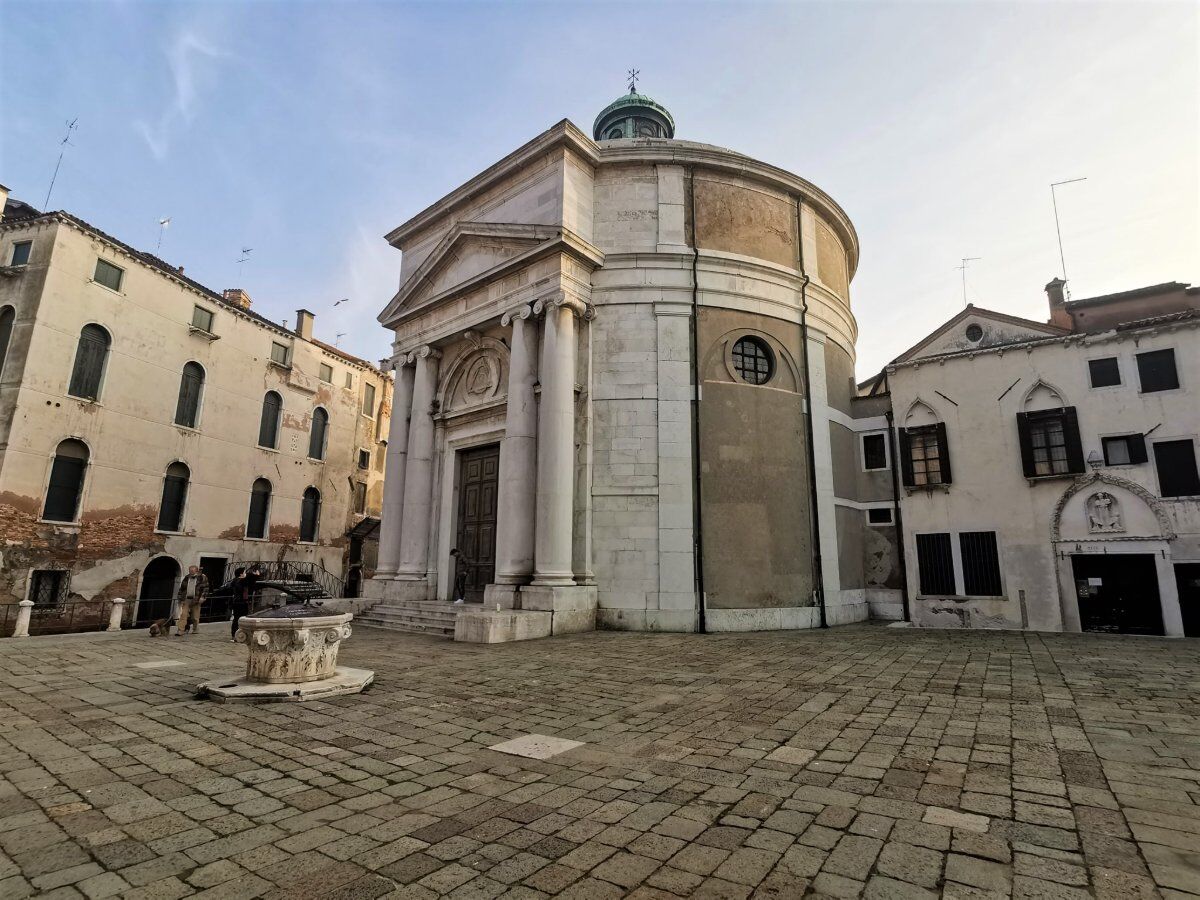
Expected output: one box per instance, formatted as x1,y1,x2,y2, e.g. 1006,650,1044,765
363,612,457,628
356,615,455,637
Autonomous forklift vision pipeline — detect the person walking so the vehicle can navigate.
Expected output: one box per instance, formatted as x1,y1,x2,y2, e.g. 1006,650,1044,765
175,565,208,636
228,567,248,642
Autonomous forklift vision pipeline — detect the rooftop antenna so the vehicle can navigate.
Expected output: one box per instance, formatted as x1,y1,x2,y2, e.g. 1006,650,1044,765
43,117,78,210
955,256,981,305
156,217,171,254
335,332,347,347
237,246,253,280
627,68,640,93
1051,177,1087,298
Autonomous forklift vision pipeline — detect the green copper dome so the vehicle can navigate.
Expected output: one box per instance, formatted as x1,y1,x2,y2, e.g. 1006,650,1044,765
593,91,675,141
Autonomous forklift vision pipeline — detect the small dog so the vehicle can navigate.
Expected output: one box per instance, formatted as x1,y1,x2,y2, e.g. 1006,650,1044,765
147,619,173,636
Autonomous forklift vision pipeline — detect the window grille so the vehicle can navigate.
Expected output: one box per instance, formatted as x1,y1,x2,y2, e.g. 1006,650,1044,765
908,428,942,485
29,570,69,608
916,533,955,595
731,336,773,385
960,531,1001,596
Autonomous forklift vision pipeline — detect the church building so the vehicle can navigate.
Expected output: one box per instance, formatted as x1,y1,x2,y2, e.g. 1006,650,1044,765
364,91,902,639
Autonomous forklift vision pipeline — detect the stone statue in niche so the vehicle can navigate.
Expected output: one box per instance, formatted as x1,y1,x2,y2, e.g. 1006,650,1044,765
1086,491,1123,533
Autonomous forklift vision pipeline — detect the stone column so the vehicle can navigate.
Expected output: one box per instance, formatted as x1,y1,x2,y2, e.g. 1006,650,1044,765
107,598,125,632
374,359,415,578
532,295,584,587
12,599,33,638
396,346,441,583
488,306,538,606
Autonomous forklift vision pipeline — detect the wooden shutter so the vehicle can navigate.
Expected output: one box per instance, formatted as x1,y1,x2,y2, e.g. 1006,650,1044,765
899,428,915,487
1128,433,1148,464
934,422,952,485
1063,406,1085,473
1016,412,1036,477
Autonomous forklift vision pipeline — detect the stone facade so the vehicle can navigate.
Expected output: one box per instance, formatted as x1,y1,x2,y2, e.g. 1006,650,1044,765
367,99,900,634
883,281,1200,636
0,197,390,627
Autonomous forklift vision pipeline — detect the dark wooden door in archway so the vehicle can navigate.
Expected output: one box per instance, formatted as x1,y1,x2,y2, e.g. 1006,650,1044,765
454,444,499,602
136,556,180,625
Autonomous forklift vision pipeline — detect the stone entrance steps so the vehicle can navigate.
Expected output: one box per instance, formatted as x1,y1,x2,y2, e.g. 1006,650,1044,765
356,600,459,637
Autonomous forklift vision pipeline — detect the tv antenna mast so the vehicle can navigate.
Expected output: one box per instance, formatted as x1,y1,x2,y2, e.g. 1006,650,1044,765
237,247,253,280
43,117,78,210
955,257,981,305
335,332,347,347
1051,177,1087,298
156,217,171,254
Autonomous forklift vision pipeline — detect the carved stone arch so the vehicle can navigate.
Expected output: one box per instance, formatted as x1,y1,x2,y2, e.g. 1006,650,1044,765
1022,379,1068,412
903,398,939,428
1050,471,1176,542
701,327,801,393
438,335,510,414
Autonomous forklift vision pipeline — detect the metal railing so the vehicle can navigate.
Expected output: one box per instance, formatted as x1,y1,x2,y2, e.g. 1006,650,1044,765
210,560,344,600
0,600,129,637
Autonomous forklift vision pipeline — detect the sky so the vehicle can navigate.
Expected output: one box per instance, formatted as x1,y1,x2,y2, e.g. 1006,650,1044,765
2,0,1196,377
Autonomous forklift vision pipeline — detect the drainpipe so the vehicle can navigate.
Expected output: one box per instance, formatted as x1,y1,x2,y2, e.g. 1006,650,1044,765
688,168,707,634
796,200,828,629
885,387,912,622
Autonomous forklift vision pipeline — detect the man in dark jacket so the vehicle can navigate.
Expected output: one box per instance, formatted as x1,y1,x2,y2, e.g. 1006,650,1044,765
176,566,208,636
228,567,248,642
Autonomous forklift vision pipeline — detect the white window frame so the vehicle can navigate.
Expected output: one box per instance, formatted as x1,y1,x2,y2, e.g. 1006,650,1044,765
1086,355,1122,391
319,362,333,384
10,240,32,267
269,341,291,367
860,431,890,472
864,506,894,527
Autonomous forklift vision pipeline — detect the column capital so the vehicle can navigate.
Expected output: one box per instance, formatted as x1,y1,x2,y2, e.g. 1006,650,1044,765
406,345,442,365
501,303,535,326
534,293,594,320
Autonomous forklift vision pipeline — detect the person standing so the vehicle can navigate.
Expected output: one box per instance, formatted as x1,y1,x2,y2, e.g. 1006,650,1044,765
228,567,248,643
176,565,208,636
245,563,264,609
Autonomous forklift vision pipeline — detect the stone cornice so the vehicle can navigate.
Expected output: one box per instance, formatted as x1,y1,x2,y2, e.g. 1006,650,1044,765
384,120,600,246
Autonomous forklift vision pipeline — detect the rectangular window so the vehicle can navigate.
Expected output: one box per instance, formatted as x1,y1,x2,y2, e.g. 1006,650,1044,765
270,341,290,365
358,449,370,470
10,241,32,267
960,531,1002,596
916,533,955,595
191,305,215,333
861,433,888,471
1018,409,1084,477
344,371,353,389
93,258,123,292
319,363,333,383
362,382,376,417
1137,349,1179,393
353,481,367,514
29,569,69,608
1102,434,1147,467
1154,440,1200,498
866,507,893,525
1088,357,1121,388
908,427,943,485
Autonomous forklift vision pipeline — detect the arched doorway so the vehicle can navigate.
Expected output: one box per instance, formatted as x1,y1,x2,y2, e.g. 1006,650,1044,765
136,556,180,626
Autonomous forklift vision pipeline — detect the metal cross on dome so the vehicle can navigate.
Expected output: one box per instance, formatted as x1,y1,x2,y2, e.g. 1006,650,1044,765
627,68,640,93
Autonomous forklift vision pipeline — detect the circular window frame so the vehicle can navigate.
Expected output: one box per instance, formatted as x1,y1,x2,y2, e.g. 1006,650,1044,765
730,335,775,386
965,323,984,343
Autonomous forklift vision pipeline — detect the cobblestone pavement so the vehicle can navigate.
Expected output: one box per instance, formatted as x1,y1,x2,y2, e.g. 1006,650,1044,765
1,623,1198,900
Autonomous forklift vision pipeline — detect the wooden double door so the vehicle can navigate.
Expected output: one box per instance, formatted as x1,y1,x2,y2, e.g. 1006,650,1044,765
454,444,499,602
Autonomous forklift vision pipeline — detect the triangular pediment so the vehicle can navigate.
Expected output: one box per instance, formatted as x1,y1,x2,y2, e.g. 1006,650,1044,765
378,222,602,327
896,305,1069,364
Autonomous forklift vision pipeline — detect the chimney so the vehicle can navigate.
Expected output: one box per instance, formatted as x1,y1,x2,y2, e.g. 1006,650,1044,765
295,309,315,341
0,184,9,222
1046,277,1072,330
222,288,252,310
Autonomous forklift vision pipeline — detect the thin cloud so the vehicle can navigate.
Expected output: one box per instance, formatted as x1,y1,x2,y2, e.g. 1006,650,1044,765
136,30,221,161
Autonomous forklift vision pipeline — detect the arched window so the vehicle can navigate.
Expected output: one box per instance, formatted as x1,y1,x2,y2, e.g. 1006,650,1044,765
258,391,282,449
308,408,328,460
0,306,14,379
157,462,190,532
731,336,774,385
246,478,271,539
174,362,205,428
43,439,89,522
300,487,321,543
68,324,111,401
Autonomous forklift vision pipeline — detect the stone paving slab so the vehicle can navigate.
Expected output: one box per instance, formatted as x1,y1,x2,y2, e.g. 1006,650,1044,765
0,623,1197,898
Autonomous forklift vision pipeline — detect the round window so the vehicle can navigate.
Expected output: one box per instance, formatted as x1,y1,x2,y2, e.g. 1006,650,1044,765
965,324,983,342
732,336,774,385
